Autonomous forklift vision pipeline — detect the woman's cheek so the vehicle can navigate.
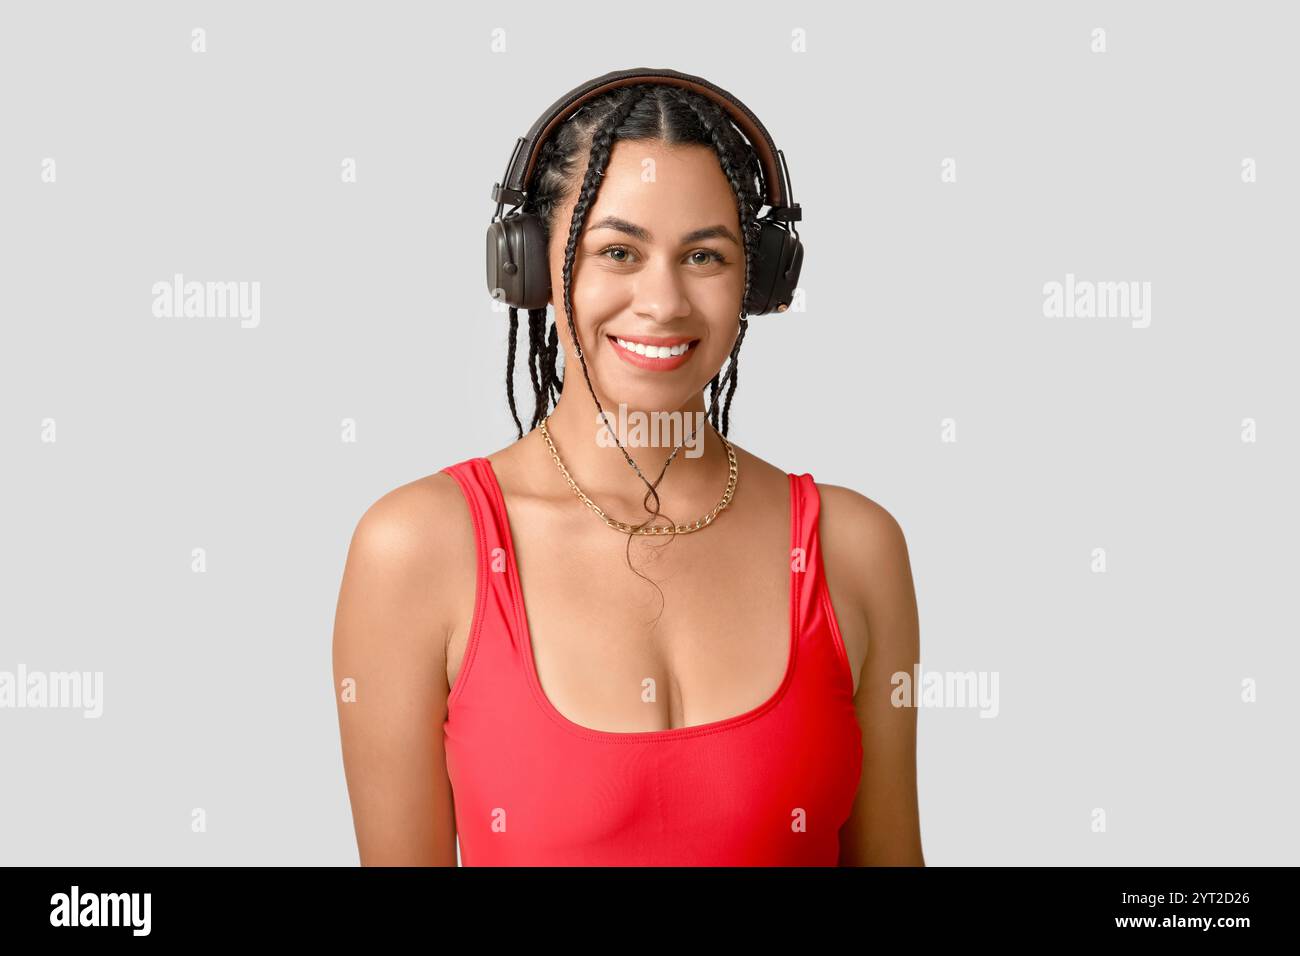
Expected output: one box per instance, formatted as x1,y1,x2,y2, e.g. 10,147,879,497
697,275,744,315
572,278,624,327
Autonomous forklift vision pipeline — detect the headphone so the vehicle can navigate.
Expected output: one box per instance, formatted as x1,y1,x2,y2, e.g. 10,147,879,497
486,67,803,317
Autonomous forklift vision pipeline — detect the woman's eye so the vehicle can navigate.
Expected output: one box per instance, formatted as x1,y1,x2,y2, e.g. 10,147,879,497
596,246,728,267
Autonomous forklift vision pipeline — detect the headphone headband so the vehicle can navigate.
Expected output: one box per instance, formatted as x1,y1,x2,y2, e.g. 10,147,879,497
490,66,799,221
486,67,804,316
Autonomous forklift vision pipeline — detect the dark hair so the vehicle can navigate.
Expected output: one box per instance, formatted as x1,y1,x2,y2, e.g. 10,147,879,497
506,81,763,438
504,82,766,616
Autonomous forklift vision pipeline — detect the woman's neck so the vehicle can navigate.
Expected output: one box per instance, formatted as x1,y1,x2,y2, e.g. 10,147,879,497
529,388,732,513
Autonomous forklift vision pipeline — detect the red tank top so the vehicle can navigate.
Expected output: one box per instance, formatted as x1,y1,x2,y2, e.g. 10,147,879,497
439,456,863,866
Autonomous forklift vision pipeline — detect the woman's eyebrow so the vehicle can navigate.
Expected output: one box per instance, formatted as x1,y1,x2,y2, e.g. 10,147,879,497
589,215,740,246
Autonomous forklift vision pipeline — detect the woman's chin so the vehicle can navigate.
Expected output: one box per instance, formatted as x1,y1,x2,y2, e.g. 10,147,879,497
594,380,706,416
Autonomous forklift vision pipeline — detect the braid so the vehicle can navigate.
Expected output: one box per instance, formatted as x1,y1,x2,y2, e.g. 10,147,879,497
543,319,562,407
721,318,749,434
505,306,523,439
525,308,547,431
707,375,721,428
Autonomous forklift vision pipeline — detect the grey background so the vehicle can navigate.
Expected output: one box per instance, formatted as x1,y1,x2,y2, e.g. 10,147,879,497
1,0,1296,865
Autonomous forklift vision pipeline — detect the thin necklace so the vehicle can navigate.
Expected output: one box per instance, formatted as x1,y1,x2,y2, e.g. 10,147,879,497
538,415,739,535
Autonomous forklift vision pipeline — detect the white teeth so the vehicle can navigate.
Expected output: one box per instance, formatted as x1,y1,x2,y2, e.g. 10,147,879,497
615,338,692,358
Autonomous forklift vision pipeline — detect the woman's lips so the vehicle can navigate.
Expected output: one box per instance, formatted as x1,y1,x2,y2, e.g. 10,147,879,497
607,335,700,371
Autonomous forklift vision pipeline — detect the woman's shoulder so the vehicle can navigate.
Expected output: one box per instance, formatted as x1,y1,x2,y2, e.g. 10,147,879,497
355,468,471,538
813,478,913,646
814,481,905,542
814,479,909,574
332,468,480,676
343,469,478,602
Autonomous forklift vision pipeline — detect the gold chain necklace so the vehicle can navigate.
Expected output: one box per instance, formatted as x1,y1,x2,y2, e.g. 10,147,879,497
538,415,739,535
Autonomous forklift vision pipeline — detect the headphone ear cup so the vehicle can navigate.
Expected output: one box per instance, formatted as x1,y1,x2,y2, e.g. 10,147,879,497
486,212,551,310
744,221,803,315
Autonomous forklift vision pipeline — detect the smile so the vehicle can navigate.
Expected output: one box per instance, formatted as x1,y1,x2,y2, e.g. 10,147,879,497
607,334,700,371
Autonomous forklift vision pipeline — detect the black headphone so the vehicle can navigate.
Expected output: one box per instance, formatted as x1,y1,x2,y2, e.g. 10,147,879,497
486,67,803,317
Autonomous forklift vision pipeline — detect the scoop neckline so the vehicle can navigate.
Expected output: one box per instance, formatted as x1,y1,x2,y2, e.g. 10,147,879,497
477,455,801,744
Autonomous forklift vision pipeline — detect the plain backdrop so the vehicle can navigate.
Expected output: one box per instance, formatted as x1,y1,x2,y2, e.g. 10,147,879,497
0,0,1296,865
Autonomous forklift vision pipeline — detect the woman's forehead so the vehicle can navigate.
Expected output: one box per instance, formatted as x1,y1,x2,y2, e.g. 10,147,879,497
587,144,740,231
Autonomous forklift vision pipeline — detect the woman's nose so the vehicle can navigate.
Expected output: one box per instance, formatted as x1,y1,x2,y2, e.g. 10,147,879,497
631,258,692,322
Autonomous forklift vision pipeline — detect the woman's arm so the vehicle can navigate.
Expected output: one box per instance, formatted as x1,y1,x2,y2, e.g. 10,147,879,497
821,486,925,866
332,476,471,866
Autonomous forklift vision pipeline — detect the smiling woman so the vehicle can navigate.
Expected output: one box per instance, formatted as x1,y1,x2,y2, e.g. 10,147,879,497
333,68,923,868
512,95,770,455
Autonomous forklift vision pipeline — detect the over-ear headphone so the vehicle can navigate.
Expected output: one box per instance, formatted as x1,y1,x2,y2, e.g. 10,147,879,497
486,67,803,317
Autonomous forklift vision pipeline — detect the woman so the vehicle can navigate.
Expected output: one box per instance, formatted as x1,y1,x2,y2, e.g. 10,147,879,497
333,71,923,866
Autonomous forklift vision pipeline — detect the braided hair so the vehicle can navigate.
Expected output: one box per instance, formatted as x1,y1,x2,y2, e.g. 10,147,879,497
506,82,763,442
502,82,766,616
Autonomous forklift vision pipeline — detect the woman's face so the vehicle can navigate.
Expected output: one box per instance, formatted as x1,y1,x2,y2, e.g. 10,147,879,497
546,138,746,417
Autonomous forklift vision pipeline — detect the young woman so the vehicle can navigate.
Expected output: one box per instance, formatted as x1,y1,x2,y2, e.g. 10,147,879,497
333,72,924,866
